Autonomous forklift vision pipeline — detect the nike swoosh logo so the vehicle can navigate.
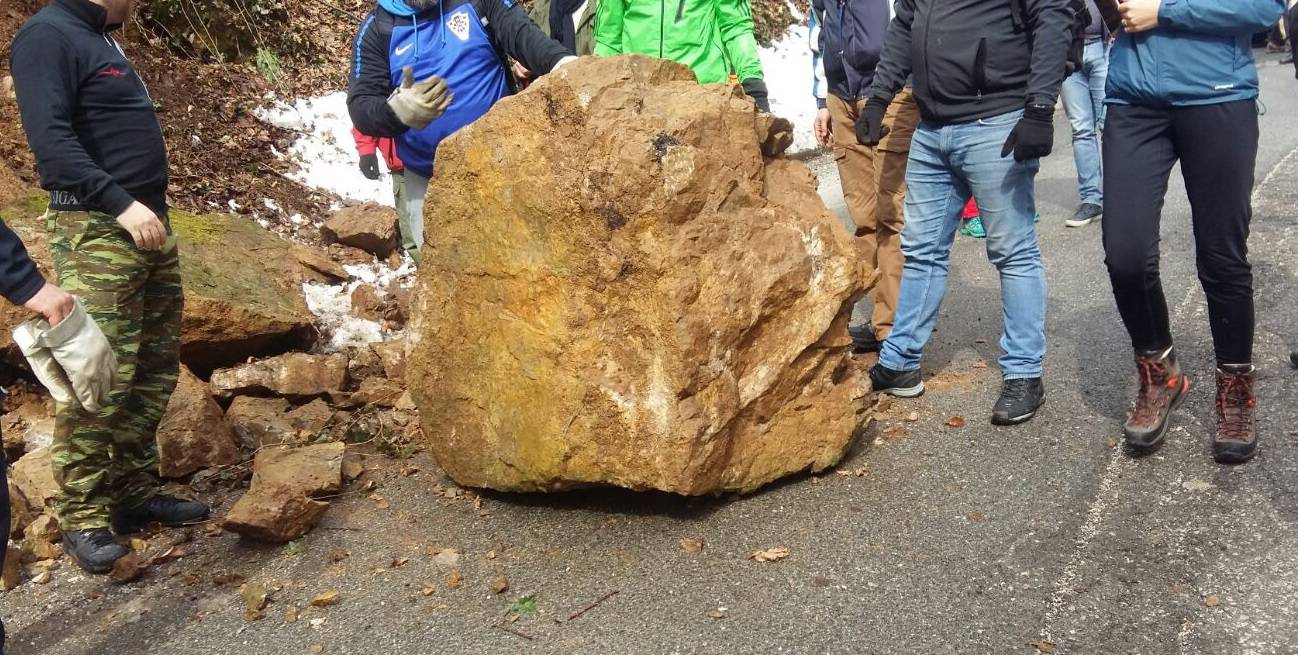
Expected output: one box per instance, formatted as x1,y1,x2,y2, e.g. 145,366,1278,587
395,44,413,56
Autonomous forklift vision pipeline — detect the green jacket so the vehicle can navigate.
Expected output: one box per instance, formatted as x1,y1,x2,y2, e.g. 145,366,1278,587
526,0,597,56
593,0,764,84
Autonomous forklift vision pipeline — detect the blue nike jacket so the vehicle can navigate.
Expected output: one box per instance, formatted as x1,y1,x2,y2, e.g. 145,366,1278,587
347,0,571,177
1106,0,1284,107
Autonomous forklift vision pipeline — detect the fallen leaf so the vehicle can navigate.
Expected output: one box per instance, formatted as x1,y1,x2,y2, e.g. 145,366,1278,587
110,552,148,584
705,607,727,620
152,546,185,565
311,590,341,608
421,584,437,597
32,569,51,585
749,547,790,563
945,416,966,428
1029,640,1056,654
1205,594,1221,608
399,465,420,477
904,411,919,422
967,511,986,524
1106,437,1120,449
129,538,148,553
241,582,269,613
390,557,410,568
680,538,704,553
491,575,509,594
368,494,390,510
447,569,464,590
485,550,498,560
283,606,299,624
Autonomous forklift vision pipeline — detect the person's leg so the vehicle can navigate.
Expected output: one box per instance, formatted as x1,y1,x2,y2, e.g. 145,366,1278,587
828,94,882,347
877,121,966,375
404,170,430,264
871,88,920,340
1102,105,1178,354
1089,41,1111,133
1060,52,1103,211
954,110,1047,380
391,168,418,260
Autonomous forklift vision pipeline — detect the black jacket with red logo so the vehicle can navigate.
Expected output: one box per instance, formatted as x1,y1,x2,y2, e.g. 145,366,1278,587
10,0,168,217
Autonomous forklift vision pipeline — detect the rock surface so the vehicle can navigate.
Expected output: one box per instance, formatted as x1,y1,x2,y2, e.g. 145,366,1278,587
322,203,399,259
226,396,294,450
407,56,873,495
156,366,240,478
11,448,58,512
211,352,348,400
249,443,344,497
223,443,342,543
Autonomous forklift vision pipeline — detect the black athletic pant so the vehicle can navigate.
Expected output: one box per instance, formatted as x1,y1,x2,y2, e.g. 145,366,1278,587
1101,100,1259,365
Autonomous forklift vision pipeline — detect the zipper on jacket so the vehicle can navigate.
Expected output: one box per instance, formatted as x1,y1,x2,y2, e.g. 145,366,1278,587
675,0,686,23
973,38,987,98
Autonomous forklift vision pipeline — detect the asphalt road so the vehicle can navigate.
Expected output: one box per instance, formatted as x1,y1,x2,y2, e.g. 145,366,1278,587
3,57,1296,655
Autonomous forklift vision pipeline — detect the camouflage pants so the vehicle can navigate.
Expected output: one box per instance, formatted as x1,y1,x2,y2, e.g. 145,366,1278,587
45,209,182,530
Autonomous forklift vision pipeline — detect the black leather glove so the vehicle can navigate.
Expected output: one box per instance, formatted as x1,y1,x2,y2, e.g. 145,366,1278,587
741,78,771,113
359,153,381,180
854,99,889,146
1000,105,1055,162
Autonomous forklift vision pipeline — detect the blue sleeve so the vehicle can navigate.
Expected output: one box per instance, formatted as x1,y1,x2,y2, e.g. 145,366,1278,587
810,0,827,109
0,218,45,306
1159,0,1285,36
347,12,409,138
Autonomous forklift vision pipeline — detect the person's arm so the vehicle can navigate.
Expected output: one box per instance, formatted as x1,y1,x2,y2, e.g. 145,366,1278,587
1156,0,1284,36
716,0,764,82
1022,0,1074,108
867,0,915,104
352,128,379,157
10,25,134,218
479,0,573,74
347,12,408,138
809,0,828,110
0,219,45,307
593,0,626,55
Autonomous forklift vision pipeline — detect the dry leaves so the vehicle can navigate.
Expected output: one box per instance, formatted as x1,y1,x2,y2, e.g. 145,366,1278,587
311,590,341,607
368,494,391,510
110,552,148,584
945,416,966,428
705,607,727,620
421,583,437,597
749,547,790,563
447,569,464,590
491,576,510,594
1205,594,1221,608
680,538,705,554
904,411,920,422
1029,640,1056,653
967,511,986,524
284,606,300,624
399,465,420,477
32,569,51,585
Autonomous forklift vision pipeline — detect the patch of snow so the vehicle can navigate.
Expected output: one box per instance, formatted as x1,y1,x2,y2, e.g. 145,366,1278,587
257,92,399,206
301,257,417,352
760,24,821,155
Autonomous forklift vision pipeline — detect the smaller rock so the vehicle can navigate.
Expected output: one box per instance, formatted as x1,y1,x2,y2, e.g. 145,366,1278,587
157,366,240,478
371,339,407,380
286,399,335,437
24,514,60,544
351,377,404,408
1,545,20,591
8,480,35,540
109,551,148,584
327,243,373,266
341,451,364,481
350,285,386,323
250,443,344,497
293,245,348,284
210,352,349,400
226,396,294,450
223,484,330,543
11,448,59,512
321,203,399,259
384,280,411,325
345,344,385,381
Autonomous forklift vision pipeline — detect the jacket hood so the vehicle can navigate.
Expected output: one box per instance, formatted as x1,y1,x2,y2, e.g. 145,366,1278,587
378,0,419,17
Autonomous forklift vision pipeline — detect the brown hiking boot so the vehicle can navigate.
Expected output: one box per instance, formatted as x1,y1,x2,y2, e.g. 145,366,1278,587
1214,365,1257,464
1124,348,1191,450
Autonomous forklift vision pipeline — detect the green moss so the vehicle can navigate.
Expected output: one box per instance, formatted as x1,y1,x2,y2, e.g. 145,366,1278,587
21,194,48,218
170,208,228,245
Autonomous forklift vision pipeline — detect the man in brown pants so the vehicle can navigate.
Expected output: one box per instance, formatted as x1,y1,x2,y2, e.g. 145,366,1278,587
811,0,921,352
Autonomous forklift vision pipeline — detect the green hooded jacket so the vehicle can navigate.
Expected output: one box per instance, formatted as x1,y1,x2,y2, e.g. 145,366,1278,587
593,0,764,84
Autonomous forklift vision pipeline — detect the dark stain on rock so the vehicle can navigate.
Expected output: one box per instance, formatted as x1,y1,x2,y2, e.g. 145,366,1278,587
598,206,628,231
653,133,683,163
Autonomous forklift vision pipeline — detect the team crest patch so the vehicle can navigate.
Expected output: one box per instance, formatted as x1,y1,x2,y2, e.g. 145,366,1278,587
446,11,471,41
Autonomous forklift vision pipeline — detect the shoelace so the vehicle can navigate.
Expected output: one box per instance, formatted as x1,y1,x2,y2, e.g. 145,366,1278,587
79,529,117,548
1000,379,1033,403
1216,372,1256,442
1130,359,1176,423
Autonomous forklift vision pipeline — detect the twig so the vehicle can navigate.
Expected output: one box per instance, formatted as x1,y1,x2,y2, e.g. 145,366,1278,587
566,590,619,622
494,624,534,641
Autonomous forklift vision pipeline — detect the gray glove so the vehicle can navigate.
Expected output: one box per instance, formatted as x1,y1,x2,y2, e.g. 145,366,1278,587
388,67,454,130
12,298,117,413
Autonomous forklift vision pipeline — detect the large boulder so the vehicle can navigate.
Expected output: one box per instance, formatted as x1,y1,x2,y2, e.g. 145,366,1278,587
156,366,240,478
0,201,317,375
406,56,874,496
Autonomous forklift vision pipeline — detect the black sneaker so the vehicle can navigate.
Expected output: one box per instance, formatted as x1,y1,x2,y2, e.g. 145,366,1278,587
991,377,1046,425
62,528,129,574
112,494,211,535
849,323,881,354
1065,203,1103,228
869,364,924,397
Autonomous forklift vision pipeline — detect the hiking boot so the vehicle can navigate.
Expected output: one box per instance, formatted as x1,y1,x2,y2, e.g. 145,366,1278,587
1214,365,1257,464
849,323,881,354
1066,203,1103,228
991,377,1045,425
62,528,129,574
1123,348,1191,450
112,494,211,535
959,216,986,239
869,364,924,398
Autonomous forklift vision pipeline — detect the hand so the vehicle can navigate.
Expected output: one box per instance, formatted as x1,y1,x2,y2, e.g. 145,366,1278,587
12,298,117,413
1000,106,1055,162
358,153,380,180
854,99,889,146
740,78,771,113
23,282,75,326
1118,0,1160,33
387,67,454,130
814,108,833,147
512,60,532,80
116,201,167,251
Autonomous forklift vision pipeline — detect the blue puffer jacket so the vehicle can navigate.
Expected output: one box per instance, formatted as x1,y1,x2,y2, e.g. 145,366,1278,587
809,0,891,107
1106,0,1284,107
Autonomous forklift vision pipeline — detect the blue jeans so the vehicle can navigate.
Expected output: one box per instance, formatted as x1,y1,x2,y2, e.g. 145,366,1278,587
1060,40,1109,205
879,110,1047,379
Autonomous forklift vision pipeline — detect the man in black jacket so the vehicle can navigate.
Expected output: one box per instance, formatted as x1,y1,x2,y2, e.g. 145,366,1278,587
348,0,574,262
859,0,1073,426
10,0,210,575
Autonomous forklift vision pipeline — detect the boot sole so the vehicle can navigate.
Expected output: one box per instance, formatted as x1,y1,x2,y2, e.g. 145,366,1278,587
1065,216,1099,228
63,546,122,575
991,397,1046,426
1214,442,1257,465
1124,377,1191,451
877,382,925,398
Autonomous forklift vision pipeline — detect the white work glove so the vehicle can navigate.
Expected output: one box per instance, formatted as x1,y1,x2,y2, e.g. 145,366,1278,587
12,298,117,413
387,67,453,130
552,56,578,71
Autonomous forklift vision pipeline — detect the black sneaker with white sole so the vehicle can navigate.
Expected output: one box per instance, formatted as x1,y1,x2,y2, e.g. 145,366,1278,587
869,364,924,397
849,323,881,354
1065,203,1102,228
991,377,1045,425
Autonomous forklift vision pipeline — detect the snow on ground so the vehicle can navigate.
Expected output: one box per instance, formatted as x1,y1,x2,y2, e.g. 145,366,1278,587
760,24,821,155
257,92,398,206
302,258,417,352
